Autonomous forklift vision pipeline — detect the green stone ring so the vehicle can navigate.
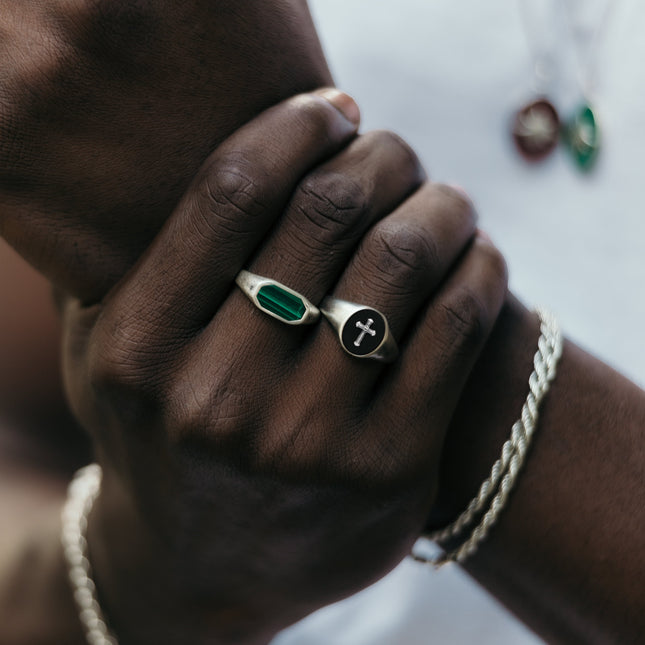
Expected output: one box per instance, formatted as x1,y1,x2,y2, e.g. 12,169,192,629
235,270,320,325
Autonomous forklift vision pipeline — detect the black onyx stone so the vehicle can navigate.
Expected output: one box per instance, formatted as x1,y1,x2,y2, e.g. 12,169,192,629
512,98,560,161
341,309,386,357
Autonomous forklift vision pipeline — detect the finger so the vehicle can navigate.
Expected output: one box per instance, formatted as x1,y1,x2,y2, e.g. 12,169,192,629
376,233,508,461
248,130,425,303
308,183,478,393
202,130,425,358
99,90,360,348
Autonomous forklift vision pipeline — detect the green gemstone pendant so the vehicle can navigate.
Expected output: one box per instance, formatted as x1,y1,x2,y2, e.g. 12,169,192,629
257,284,306,322
563,103,600,171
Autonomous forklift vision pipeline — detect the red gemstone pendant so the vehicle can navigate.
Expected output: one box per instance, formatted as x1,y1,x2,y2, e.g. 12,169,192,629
512,98,560,161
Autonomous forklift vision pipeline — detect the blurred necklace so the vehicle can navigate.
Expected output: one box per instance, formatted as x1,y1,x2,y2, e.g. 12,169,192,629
512,0,618,171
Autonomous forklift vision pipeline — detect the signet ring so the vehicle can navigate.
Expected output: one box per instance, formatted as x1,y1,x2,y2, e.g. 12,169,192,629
320,297,398,363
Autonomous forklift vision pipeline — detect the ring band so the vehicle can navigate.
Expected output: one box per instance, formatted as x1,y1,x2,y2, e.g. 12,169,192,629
235,270,320,325
320,297,398,362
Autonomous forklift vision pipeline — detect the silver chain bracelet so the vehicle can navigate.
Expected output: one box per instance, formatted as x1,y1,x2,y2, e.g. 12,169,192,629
61,464,119,645
412,307,563,567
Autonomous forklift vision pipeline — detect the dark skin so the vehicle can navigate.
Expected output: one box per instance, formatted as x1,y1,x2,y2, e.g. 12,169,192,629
60,92,508,645
1,0,331,302
1,1,644,644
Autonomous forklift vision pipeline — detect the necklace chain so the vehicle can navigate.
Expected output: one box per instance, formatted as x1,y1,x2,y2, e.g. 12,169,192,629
518,0,618,99
560,0,619,98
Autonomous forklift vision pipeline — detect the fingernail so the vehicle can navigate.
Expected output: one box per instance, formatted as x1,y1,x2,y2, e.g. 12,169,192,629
314,88,361,126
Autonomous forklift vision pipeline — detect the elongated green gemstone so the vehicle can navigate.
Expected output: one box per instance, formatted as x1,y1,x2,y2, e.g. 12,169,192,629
564,104,600,171
257,284,306,322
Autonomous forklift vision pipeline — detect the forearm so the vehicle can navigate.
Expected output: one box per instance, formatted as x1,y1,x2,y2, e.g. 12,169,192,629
435,295,645,644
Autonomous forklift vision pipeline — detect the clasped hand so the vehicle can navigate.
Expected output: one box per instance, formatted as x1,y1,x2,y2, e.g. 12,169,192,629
60,92,507,644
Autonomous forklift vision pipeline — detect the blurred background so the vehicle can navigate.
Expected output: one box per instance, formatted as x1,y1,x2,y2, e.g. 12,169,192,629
1,1,641,643
274,0,645,643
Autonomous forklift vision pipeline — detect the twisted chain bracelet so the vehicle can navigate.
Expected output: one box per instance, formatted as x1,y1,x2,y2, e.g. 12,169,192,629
412,308,563,567
61,464,119,645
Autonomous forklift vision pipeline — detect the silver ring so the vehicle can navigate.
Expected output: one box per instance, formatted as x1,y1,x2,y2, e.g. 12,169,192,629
320,297,398,362
235,270,320,325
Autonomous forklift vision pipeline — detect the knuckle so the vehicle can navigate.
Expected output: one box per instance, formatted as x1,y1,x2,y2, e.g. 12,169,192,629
480,239,509,287
200,153,269,224
367,129,425,179
433,183,477,228
439,286,488,352
87,340,140,397
364,222,438,292
86,314,166,397
292,170,369,243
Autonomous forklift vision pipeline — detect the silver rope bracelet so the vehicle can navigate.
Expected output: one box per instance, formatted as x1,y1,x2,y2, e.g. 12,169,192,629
411,307,563,568
61,464,120,645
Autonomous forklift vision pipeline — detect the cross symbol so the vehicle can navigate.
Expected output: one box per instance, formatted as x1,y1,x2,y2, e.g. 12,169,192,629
354,318,376,347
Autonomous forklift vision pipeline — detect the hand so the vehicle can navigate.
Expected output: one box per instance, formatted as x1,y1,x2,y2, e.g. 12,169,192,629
61,92,507,645
0,0,330,301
